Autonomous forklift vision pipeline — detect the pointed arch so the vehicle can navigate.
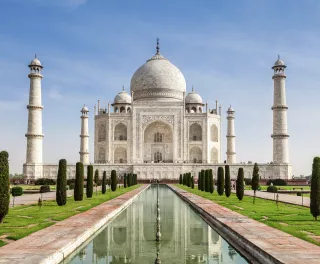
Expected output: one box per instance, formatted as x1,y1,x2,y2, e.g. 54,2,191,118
98,124,106,142
98,147,105,163
189,123,202,141
211,124,218,142
114,147,127,163
189,146,202,163
210,147,218,163
114,123,127,141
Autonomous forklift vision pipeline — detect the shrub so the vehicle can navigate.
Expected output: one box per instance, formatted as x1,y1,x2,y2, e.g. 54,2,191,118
35,178,56,185
11,186,23,196
111,170,117,191
94,169,100,186
56,159,67,206
201,170,205,191
67,179,75,186
236,168,244,201
102,171,107,194
267,179,287,186
267,185,278,193
0,151,10,223
209,169,214,194
74,162,84,201
251,163,260,204
310,157,320,220
217,167,224,196
179,174,182,184
244,178,252,186
86,165,93,198
40,185,50,193
225,165,231,197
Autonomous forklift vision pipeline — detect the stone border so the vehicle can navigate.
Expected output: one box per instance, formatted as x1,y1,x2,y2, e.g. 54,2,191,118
0,185,149,264
168,185,320,264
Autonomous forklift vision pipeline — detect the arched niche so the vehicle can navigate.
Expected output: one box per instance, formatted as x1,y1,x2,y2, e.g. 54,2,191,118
210,147,218,163
143,121,173,163
114,123,127,141
189,123,202,141
189,146,202,163
98,124,106,142
98,147,105,162
211,124,218,142
114,147,126,163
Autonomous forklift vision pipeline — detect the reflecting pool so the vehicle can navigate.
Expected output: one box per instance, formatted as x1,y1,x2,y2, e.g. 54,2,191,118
64,185,248,263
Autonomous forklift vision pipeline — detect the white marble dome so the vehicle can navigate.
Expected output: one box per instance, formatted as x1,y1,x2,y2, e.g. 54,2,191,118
81,105,89,112
185,89,203,104
130,52,186,101
114,90,132,104
29,57,42,67
273,56,285,67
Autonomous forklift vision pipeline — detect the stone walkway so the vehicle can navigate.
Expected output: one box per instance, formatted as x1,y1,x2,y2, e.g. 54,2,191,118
0,185,148,264
170,185,320,264
240,190,310,207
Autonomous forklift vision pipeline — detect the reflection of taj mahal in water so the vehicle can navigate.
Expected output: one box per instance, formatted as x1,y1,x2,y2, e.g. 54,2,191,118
23,40,291,180
68,186,243,264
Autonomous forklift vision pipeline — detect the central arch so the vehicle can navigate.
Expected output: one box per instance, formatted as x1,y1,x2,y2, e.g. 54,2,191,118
143,121,173,163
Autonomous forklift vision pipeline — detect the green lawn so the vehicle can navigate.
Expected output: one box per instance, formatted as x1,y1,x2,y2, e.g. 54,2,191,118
0,185,141,247
176,184,320,247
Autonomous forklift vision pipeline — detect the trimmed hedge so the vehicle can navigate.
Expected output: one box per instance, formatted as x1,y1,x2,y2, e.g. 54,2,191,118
56,159,67,206
74,162,84,201
267,185,278,193
267,179,287,186
35,178,56,185
11,186,23,196
40,185,50,193
86,165,94,198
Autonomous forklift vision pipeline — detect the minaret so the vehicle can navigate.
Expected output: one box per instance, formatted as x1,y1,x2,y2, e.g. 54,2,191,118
272,55,289,163
25,55,44,173
80,105,90,164
226,106,236,164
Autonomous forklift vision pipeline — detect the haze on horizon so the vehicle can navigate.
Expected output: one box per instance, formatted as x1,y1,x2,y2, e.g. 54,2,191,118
1,0,319,176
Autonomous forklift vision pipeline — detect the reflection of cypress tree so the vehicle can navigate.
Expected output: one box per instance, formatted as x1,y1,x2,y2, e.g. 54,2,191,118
78,248,87,261
228,245,237,260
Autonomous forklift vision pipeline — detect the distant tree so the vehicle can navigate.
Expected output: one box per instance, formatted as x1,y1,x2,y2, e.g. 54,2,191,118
102,171,107,194
201,170,205,191
236,168,244,201
198,172,201,190
251,163,260,204
179,174,182,184
74,162,84,201
217,167,225,196
209,169,214,194
191,176,194,189
11,186,23,207
56,159,67,206
225,165,231,198
111,170,117,191
124,173,127,188
310,157,320,221
86,165,94,198
0,151,10,223
94,169,99,196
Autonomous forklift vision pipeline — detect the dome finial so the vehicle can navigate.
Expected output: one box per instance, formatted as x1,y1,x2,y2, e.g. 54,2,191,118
278,54,280,60
35,53,37,59
122,85,125,91
156,38,160,55
192,85,194,92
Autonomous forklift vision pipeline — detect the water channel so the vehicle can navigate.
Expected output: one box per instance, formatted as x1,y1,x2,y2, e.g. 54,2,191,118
64,185,248,264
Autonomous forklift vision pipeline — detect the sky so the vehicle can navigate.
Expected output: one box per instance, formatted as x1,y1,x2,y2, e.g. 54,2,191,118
1,0,319,176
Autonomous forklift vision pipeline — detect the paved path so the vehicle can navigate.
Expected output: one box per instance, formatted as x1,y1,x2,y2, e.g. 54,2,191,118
170,185,320,264
0,185,148,264
9,186,112,207
239,190,310,207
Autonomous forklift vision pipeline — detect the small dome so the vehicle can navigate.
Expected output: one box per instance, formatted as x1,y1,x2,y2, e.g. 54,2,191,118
114,90,132,104
185,88,203,104
81,105,89,112
273,55,285,67
29,56,42,67
227,105,234,112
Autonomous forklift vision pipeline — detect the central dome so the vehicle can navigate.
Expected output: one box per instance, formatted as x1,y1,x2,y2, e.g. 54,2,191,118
130,50,186,101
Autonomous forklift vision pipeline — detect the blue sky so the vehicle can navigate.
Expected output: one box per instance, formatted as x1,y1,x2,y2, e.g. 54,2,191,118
1,0,319,175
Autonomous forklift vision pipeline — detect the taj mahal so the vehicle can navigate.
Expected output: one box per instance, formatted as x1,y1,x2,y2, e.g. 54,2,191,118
23,40,292,180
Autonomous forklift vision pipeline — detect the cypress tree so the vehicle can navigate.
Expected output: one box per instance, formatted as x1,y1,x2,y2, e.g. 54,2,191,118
124,173,127,188
310,157,320,220
74,162,84,201
191,176,194,189
217,167,225,196
198,172,201,190
134,174,138,185
111,170,117,191
94,169,99,196
209,169,214,194
187,173,190,187
225,165,231,197
0,151,10,223
236,168,244,201
86,165,94,198
201,170,205,191
183,173,185,185
179,174,182,184
56,159,67,206
102,171,107,194
204,170,208,192
251,163,260,204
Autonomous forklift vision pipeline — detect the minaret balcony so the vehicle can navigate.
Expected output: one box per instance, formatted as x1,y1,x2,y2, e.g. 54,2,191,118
271,134,289,138
271,105,288,110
